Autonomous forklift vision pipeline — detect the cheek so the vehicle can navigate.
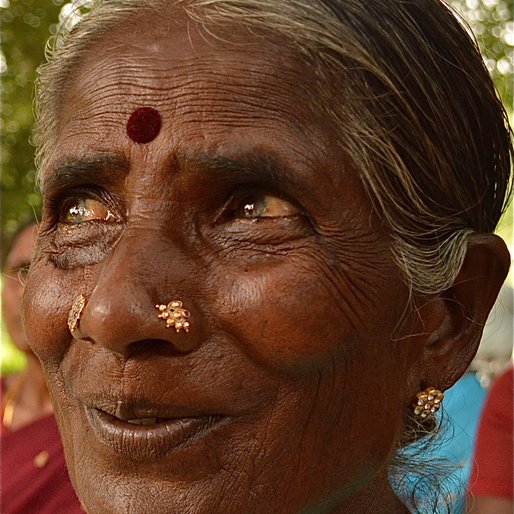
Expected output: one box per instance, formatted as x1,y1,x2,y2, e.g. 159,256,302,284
212,257,399,375
214,272,340,373
22,263,83,369
214,257,409,503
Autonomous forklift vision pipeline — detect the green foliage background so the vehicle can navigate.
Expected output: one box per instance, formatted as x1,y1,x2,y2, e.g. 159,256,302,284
1,1,65,256
1,0,513,373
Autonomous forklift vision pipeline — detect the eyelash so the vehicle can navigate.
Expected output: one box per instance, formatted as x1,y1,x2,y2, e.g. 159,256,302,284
50,185,304,221
48,186,124,225
217,188,301,221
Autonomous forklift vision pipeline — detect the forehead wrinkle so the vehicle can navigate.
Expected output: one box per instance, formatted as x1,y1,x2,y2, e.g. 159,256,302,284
70,64,311,113
54,18,338,196
62,72,316,150
64,26,316,121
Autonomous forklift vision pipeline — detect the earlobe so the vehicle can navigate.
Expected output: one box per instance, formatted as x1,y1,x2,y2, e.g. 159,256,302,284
413,233,510,391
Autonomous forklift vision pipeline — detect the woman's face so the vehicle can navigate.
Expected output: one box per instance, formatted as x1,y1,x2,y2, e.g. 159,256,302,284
3,223,37,352
23,13,421,514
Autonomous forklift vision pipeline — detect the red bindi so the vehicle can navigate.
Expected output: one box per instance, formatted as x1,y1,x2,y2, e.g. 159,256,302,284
126,107,162,144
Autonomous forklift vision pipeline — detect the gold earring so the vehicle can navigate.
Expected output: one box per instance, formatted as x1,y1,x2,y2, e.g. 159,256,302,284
413,387,444,418
155,300,190,333
68,294,86,337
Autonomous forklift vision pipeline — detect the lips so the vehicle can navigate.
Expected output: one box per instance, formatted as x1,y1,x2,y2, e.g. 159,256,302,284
126,417,160,425
84,403,228,461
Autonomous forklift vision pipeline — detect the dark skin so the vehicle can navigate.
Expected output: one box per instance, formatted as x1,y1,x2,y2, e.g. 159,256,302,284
22,10,509,514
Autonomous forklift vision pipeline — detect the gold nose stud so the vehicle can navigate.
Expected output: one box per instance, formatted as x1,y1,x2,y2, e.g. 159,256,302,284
68,294,86,337
155,300,190,333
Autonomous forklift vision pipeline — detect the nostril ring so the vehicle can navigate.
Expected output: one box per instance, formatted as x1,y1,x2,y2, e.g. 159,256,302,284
155,300,190,333
68,293,86,338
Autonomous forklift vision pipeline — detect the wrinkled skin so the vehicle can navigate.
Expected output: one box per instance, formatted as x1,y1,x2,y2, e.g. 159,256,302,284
22,9,508,514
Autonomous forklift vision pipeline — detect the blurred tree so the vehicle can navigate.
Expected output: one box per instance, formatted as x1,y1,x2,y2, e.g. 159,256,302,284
1,0,64,264
449,0,513,109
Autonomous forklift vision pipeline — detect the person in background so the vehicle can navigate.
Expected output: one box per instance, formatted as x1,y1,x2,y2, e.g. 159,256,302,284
1,220,83,513
467,364,514,514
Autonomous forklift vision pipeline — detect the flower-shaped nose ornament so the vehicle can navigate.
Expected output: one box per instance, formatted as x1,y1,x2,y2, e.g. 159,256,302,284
155,300,191,333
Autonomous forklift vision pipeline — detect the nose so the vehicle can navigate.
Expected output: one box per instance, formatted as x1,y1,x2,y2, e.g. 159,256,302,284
73,230,202,357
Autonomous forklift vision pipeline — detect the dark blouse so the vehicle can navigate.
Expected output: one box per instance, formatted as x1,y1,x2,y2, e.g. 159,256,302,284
1,411,83,513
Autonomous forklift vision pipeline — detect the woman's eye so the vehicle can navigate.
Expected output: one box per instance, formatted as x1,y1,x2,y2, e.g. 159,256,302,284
233,193,299,219
62,198,116,224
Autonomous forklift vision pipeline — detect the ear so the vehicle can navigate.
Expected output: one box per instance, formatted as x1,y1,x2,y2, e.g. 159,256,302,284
411,233,510,392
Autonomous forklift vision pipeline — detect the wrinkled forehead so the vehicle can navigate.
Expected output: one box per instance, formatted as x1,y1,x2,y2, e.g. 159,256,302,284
44,9,334,179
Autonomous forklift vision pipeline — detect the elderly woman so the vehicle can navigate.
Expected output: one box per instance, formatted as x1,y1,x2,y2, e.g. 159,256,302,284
22,0,512,513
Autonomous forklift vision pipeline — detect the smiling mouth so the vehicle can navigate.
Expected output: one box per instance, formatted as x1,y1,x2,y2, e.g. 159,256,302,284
84,406,228,460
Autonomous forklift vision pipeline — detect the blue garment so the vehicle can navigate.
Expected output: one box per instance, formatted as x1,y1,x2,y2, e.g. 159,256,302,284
438,373,488,512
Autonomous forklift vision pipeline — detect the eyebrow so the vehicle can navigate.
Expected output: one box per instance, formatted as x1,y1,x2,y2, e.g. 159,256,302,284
182,151,310,196
42,149,313,201
42,153,130,194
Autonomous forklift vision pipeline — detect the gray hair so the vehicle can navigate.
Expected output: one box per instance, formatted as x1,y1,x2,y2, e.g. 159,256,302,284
34,0,513,296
